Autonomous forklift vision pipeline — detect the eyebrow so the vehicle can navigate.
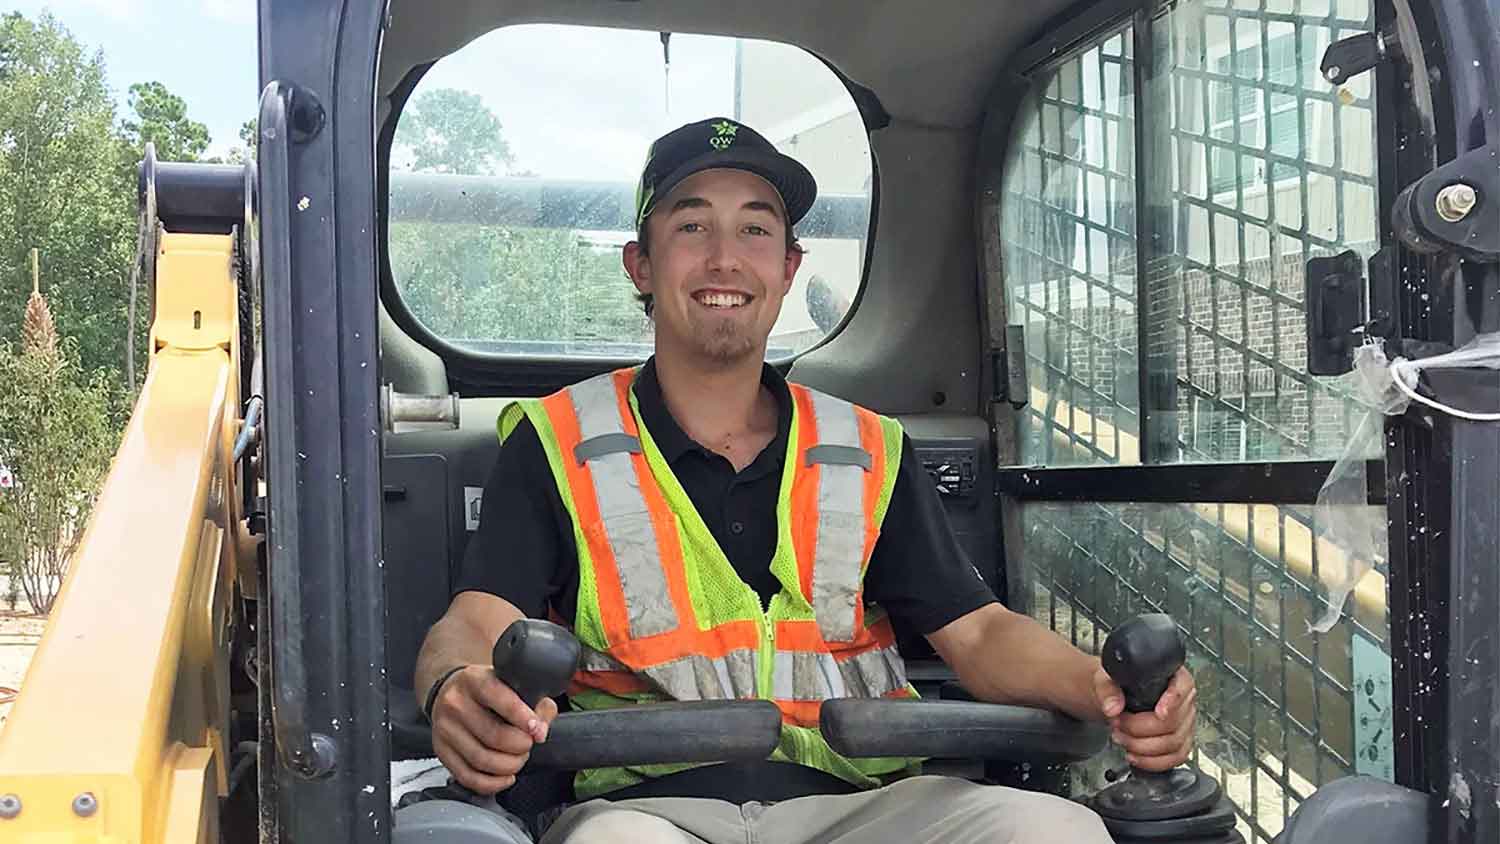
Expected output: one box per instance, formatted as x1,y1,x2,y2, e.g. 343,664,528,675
668,196,784,222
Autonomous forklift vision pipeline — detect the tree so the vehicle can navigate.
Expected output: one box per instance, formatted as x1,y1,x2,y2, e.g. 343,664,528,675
387,89,647,349
232,117,256,162
120,80,210,163
0,12,135,383
0,283,117,615
214,117,257,165
389,221,647,348
393,88,513,175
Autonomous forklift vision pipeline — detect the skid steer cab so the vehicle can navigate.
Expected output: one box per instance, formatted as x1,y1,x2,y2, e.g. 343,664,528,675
0,0,1496,841
389,614,1252,844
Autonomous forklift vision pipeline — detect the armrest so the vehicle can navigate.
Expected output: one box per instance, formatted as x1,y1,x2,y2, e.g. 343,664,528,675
528,701,782,770
820,698,1108,764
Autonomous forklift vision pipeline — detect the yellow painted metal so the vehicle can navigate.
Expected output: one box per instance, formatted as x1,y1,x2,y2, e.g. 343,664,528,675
148,233,237,356
0,231,243,843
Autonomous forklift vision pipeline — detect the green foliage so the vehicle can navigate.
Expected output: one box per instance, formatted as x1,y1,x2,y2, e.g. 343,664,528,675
394,88,513,175
389,86,650,348
0,291,118,615
0,12,217,393
0,11,135,382
389,221,649,349
211,117,257,165
120,80,210,163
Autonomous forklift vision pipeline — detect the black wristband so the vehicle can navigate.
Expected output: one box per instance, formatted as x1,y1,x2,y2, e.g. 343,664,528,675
422,665,467,723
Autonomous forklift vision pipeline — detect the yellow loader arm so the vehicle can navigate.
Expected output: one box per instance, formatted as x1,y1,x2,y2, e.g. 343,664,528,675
0,230,249,843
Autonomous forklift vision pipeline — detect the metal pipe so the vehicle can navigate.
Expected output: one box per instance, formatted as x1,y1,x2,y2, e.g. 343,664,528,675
380,385,459,431
233,397,263,462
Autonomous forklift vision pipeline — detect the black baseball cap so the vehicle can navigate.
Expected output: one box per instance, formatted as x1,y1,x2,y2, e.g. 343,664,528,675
634,117,818,231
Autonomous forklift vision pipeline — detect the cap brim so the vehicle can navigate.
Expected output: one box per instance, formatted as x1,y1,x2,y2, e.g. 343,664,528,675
648,147,817,227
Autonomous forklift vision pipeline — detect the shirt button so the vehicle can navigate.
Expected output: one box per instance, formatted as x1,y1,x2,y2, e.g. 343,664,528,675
730,521,745,535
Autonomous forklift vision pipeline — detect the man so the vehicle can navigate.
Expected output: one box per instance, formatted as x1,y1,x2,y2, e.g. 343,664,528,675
414,117,1196,843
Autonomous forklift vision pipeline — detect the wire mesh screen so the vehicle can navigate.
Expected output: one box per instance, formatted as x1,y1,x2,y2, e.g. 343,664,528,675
996,0,1391,839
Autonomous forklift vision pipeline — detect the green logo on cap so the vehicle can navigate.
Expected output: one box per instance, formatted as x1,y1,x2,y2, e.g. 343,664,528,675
709,120,738,151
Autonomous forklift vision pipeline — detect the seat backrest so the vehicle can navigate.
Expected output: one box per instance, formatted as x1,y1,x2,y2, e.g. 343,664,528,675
383,423,505,759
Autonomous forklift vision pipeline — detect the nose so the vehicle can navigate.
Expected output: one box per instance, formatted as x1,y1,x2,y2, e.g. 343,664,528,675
706,227,742,274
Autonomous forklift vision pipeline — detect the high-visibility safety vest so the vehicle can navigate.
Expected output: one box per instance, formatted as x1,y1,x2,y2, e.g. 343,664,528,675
498,367,923,799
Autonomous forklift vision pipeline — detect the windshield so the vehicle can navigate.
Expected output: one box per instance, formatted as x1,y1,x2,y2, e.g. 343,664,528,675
387,25,874,360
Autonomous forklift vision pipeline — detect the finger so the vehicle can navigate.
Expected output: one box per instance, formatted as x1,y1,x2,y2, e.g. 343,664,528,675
451,692,536,756
444,752,516,797
1128,738,1193,772
1116,709,1178,739
534,697,559,742
1092,667,1125,719
1155,668,1197,719
1117,703,1196,758
469,671,543,733
434,736,519,794
437,717,531,778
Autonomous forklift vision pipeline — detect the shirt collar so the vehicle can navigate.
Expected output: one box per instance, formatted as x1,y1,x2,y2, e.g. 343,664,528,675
632,357,793,465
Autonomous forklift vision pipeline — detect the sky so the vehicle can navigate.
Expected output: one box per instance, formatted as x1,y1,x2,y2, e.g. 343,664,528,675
8,0,259,159
413,24,741,181
3,2,761,176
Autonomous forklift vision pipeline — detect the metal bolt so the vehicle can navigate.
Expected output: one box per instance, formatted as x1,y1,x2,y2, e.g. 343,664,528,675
0,794,19,819
1435,183,1478,222
1324,65,1342,82
72,792,97,817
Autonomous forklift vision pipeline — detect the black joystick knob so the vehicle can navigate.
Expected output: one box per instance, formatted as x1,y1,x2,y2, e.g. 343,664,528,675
438,619,581,802
1089,614,1243,843
1103,613,1186,715
492,618,581,709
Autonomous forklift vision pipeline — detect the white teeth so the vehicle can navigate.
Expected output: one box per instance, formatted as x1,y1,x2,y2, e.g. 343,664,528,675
696,291,748,308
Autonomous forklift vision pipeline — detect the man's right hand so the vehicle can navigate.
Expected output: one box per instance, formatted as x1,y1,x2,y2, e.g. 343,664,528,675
428,665,560,793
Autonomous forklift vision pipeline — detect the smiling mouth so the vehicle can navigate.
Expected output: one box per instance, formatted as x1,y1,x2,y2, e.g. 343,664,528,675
692,290,751,309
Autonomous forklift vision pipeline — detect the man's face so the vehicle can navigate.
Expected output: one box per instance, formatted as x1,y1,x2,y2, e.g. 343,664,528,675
624,168,802,366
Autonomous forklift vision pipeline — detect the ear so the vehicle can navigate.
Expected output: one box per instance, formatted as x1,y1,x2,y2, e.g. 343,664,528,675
623,240,653,297
780,246,803,296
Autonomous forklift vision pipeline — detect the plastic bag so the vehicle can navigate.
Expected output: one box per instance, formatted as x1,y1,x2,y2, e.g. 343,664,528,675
1390,332,1500,422
1310,334,1500,632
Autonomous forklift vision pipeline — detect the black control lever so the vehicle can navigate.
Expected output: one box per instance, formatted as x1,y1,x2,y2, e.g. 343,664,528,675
491,618,580,712
436,619,579,803
1104,613,1185,716
430,619,780,801
1088,614,1242,843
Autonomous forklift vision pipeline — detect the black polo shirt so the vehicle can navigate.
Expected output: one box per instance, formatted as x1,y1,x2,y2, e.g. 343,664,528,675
455,358,996,640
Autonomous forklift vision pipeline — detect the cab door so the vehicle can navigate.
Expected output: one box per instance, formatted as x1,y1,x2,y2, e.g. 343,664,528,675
979,0,1499,839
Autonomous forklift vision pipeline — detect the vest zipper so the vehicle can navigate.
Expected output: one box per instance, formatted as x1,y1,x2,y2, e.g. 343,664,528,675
759,595,777,700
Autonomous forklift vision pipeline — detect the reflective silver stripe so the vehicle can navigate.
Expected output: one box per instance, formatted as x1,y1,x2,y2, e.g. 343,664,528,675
712,656,735,699
579,647,630,672
568,373,676,639
773,652,795,700
574,432,641,464
837,644,910,698
644,658,700,700
799,652,847,699
818,653,848,698
643,650,758,700
807,389,868,643
805,444,872,470
793,652,824,700
722,649,758,698
776,651,851,701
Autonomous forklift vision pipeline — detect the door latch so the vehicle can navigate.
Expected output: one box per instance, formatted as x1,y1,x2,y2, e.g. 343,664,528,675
1305,250,1367,375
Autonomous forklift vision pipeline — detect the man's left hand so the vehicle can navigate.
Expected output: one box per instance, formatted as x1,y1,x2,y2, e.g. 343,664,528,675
1091,666,1197,771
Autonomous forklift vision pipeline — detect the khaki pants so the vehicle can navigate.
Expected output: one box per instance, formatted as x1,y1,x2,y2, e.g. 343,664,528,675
539,775,1113,844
